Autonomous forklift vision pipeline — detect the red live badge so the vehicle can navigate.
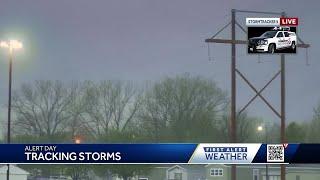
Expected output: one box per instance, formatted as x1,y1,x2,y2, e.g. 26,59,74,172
280,17,298,26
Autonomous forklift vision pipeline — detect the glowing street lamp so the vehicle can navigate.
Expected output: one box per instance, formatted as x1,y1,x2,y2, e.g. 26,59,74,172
73,135,83,144
75,138,81,144
0,39,23,144
0,40,23,51
1,39,23,180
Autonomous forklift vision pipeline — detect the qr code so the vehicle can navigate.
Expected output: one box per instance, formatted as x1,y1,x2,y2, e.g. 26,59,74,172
267,144,284,162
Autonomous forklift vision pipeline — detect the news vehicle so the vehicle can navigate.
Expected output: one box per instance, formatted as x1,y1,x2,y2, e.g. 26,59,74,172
248,27,296,53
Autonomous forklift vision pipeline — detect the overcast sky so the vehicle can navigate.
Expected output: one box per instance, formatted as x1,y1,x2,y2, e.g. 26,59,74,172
0,0,319,131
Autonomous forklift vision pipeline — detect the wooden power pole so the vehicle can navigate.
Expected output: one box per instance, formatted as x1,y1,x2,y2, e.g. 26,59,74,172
205,9,310,180
230,9,237,180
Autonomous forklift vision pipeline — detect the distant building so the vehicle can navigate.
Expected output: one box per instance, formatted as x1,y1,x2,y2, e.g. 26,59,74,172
109,164,320,180
31,176,72,180
205,164,320,180
111,165,206,180
0,165,29,180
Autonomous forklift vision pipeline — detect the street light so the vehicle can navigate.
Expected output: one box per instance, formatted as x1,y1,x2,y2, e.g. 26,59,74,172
73,135,82,144
257,124,269,180
1,39,23,180
75,138,81,144
0,40,23,50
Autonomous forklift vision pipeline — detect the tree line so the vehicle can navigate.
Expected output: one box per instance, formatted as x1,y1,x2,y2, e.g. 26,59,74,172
6,74,320,143
8,75,229,143
2,74,320,179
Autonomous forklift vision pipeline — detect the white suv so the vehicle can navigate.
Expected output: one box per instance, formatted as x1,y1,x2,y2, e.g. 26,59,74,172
248,30,296,53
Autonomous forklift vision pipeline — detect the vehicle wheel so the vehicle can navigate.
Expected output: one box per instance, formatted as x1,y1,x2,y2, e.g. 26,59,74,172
268,44,275,54
291,41,296,50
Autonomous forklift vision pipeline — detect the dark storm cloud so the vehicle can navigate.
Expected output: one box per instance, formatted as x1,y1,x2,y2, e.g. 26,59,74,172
0,0,319,125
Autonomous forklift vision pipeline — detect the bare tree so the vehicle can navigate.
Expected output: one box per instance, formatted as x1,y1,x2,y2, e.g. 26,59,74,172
307,103,320,142
138,75,228,142
12,80,82,139
82,80,142,138
66,81,90,138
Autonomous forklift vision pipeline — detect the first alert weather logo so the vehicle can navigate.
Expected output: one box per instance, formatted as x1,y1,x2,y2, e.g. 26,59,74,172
188,144,261,164
203,147,247,161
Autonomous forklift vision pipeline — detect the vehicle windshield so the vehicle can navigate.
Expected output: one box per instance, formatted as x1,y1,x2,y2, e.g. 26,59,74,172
259,31,277,38
289,32,296,36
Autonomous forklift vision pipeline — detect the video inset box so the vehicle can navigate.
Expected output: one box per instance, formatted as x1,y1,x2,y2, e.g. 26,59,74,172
246,17,298,54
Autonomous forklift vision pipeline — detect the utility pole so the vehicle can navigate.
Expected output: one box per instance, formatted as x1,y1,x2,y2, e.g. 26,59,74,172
280,53,286,180
205,9,310,180
280,12,286,180
231,9,237,180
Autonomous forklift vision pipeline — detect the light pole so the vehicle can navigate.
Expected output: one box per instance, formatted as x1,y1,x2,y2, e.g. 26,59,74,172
257,125,269,180
0,40,23,180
